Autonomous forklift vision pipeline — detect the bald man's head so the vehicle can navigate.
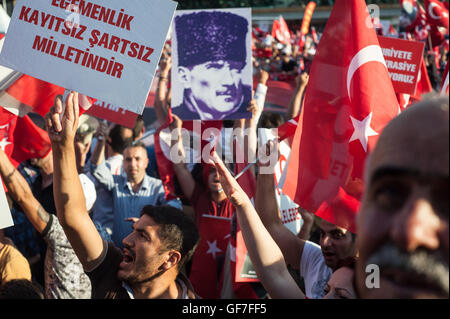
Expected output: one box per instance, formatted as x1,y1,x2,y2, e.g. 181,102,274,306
356,96,449,299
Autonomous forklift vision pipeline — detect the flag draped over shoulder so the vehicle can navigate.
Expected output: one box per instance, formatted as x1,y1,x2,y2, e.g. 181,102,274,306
282,0,399,221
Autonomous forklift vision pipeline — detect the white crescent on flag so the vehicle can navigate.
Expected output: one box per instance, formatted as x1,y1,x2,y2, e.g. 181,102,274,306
428,2,448,20
347,45,387,100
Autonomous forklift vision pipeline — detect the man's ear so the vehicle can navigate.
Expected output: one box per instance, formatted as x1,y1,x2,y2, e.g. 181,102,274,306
162,250,182,271
177,67,191,88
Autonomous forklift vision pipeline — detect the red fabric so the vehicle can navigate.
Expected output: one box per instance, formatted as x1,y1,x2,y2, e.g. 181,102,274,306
428,23,446,47
412,58,433,100
154,109,177,201
276,115,300,141
0,107,51,167
272,16,291,45
315,187,360,234
188,184,234,298
282,0,399,217
3,75,95,118
424,0,449,29
401,0,428,33
189,212,231,299
389,24,398,35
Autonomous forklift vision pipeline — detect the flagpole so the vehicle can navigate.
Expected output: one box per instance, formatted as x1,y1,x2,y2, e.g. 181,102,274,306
133,127,157,145
234,160,257,180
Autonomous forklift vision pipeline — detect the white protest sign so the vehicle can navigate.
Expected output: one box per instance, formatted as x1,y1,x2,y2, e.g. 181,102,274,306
0,0,177,115
0,178,14,229
259,129,303,235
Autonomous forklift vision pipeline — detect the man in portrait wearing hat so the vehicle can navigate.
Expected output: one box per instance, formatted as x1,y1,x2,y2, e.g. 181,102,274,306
172,10,252,121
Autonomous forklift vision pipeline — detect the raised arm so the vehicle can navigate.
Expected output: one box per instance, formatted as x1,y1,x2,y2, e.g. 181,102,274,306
0,149,49,234
45,92,104,271
285,72,309,121
89,121,109,167
255,141,306,270
210,151,304,299
169,114,196,200
154,55,171,126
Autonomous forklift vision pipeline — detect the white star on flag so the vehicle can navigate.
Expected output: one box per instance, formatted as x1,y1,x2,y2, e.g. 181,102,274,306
206,240,222,259
0,137,11,151
349,112,378,152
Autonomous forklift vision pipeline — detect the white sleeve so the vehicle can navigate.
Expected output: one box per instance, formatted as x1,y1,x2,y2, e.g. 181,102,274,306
299,241,332,299
299,241,323,278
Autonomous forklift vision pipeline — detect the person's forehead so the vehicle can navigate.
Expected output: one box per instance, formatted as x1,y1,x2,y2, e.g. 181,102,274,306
367,132,448,183
318,218,347,233
367,105,449,182
125,146,146,157
136,215,160,238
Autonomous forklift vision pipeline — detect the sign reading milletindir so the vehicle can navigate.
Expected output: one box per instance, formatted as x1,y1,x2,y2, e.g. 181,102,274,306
378,36,425,95
0,0,177,115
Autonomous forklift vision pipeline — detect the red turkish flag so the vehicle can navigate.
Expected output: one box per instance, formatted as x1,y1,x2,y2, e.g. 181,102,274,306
282,0,399,215
441,60,449,95
412,58,433,100
272,16,291,45
0,107,51,167
154,109,178,201
189,214,231,299
424,0,449,29
400,0,428,32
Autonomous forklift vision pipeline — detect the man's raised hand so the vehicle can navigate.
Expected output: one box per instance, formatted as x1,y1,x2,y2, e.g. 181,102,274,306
45,91,80,147
209,151,251,208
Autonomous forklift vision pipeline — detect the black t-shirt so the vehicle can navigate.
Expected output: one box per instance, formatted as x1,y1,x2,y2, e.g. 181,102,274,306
281,59,298,72
86,241,198,299
85,241,130,299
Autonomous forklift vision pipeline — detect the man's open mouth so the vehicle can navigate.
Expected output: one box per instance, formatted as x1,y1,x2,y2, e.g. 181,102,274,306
121,249,135,266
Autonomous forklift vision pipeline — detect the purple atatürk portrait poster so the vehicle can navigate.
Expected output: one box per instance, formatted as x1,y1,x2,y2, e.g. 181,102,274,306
171,8,252,121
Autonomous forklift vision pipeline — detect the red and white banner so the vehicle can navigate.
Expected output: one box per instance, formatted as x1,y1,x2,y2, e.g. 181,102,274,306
282,0,399,222
424,0,449,29
378,36,425,95
272,16,291,45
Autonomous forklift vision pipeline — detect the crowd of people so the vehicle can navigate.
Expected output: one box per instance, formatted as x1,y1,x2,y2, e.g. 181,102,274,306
0,10,449,301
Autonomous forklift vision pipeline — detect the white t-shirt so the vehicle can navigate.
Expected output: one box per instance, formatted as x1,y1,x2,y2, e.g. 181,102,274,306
299,241,332,299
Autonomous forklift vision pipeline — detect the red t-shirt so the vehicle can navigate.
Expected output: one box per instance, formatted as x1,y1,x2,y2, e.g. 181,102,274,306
190,183,234,224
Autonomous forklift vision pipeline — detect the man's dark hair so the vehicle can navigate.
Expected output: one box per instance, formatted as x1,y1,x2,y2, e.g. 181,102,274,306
132,115,146,141
140,205,200,271
0,279,44,299
125,141,147,155
108,124,133,154
258,112,285,129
